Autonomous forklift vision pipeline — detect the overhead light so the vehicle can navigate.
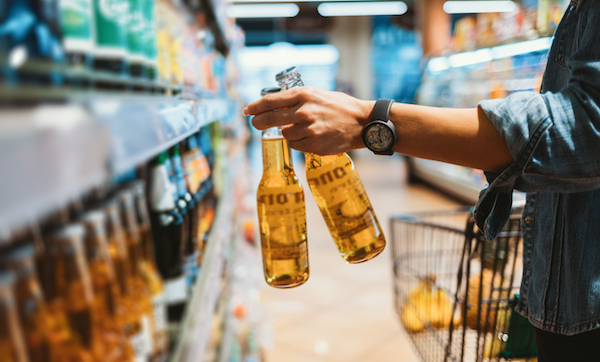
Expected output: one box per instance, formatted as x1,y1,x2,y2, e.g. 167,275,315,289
226,3,300,18
317,1,407,17
428,57,450,72
230,0,393,3
443,1,517,14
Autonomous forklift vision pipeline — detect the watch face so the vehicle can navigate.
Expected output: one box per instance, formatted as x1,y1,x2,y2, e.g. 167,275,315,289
365,123,394,151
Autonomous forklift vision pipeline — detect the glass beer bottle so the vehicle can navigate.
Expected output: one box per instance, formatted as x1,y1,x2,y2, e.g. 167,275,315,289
131,181,169,360
80,211,136,362
276,67,386,264
0,271,28,362
257,87,309,288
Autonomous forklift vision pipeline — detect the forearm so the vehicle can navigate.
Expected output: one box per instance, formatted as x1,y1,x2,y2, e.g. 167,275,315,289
383,103,514,173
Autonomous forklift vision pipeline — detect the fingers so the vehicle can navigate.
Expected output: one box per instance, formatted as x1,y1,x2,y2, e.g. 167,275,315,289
251,105,301,130
243,87,306,116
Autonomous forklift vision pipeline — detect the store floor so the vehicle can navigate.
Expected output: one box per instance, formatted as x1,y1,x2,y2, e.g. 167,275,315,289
255,148,465,362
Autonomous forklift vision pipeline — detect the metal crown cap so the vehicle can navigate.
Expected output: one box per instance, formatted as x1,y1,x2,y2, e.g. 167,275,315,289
260,87,281,97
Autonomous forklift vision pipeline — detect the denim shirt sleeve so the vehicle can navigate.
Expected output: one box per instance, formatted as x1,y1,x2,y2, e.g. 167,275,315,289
473,1,600,239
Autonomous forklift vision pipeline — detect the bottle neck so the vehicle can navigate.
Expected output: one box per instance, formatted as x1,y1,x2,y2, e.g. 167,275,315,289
277,73,304,90
262,131,293,175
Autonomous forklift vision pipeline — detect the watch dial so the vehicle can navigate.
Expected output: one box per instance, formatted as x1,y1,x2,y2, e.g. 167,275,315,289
365,124,393,150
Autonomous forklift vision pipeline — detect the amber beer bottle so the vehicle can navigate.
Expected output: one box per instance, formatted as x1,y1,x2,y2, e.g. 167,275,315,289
0,271,28,362
257,87,309,288
275,67,386,264
130,181,169,360
0,244,91,362
80,211,137,362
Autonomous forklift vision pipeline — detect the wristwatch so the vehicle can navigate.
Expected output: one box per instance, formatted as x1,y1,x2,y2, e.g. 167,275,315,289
361,99,397,155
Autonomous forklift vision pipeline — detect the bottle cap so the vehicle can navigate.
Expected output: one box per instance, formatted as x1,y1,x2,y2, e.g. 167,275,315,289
260,87,281,97
275,66,299,83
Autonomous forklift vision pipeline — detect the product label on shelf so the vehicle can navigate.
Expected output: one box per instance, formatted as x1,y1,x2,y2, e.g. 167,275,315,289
152,292,168,337
128,316,152,362
126,0,145,58
94,0,128,53
165,275,188,304
60,0,95,51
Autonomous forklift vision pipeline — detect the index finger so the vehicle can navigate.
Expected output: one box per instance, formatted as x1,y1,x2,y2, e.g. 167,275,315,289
242,88,301,116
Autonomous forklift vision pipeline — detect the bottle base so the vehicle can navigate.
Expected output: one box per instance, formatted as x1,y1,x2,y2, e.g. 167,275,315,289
343,243,386,264
266,274,309,289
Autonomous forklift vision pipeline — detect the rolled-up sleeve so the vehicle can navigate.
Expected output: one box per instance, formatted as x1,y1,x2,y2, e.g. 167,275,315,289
473,1,600,239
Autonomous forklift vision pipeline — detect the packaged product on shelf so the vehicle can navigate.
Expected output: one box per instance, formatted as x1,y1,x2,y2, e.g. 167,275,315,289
154,0,172,84
0,244,92,362
0,0,65,85
171,144,198,291
256,86,309,289
537,0,569,36
148,151,189,323
81,211,137,362
131,181,170,361
118,190,169,360
58,0,95,70
126,0,147,77
46,223,121,361
105,202,154,361
166,1,184,87
276,67,386,264
141,0,158,80
178,7,201,90
0,271,28,362
92,0,129,74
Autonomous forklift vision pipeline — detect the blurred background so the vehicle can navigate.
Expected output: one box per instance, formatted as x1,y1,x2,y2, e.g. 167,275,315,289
0,0,565,361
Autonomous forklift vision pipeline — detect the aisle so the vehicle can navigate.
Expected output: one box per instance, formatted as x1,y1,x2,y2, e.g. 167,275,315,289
254,147,465,362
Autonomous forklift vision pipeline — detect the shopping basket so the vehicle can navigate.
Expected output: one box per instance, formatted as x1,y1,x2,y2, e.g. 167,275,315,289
390,205,537,362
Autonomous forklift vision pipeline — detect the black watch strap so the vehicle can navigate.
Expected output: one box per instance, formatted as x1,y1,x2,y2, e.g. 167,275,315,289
372,99,394,121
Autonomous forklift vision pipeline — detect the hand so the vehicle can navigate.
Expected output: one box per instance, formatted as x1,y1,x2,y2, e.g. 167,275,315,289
243,86,375,155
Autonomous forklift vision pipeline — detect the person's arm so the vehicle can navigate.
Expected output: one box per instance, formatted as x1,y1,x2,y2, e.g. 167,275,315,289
243,86,514,173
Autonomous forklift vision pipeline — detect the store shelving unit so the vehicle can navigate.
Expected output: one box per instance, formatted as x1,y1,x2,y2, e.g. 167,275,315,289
0,95,229,235
412,38,551,203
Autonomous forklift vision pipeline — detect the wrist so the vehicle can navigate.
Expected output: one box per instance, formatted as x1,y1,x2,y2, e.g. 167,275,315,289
354,100,376,149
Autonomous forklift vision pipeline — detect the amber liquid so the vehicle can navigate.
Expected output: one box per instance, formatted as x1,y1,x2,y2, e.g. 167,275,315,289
305,153,385,263
257,136,309,288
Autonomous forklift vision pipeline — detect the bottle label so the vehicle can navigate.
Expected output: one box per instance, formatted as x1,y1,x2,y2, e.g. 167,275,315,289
306,162,378,239
257,184,307,258
93,0,128,54
128,317,152,362
126,0,145,58
149,164,177,212
165,275,188,304
60,0,94,51
152,292,168,336
142,0,157,61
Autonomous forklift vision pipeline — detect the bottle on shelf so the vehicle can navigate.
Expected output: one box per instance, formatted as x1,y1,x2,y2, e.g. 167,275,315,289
148,151,188,322
125,0,146,77
172,144,197,290
45,223,113,361
0,271,28,362
130,180,169,360
92,0,128,75
0,243,92,362
275,66,386,264
104,202,154,361
181,138,204,286
118,189,171,360
141,0,158,80
58,0,95,73
256,86,309,288
80,210,137,362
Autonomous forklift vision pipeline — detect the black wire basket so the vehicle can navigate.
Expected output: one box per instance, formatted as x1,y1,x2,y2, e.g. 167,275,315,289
390,205,537,362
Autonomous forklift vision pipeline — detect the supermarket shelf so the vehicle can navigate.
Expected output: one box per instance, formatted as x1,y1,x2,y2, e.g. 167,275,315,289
0,96,231,235
0,104,109,235
409,158,483,204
